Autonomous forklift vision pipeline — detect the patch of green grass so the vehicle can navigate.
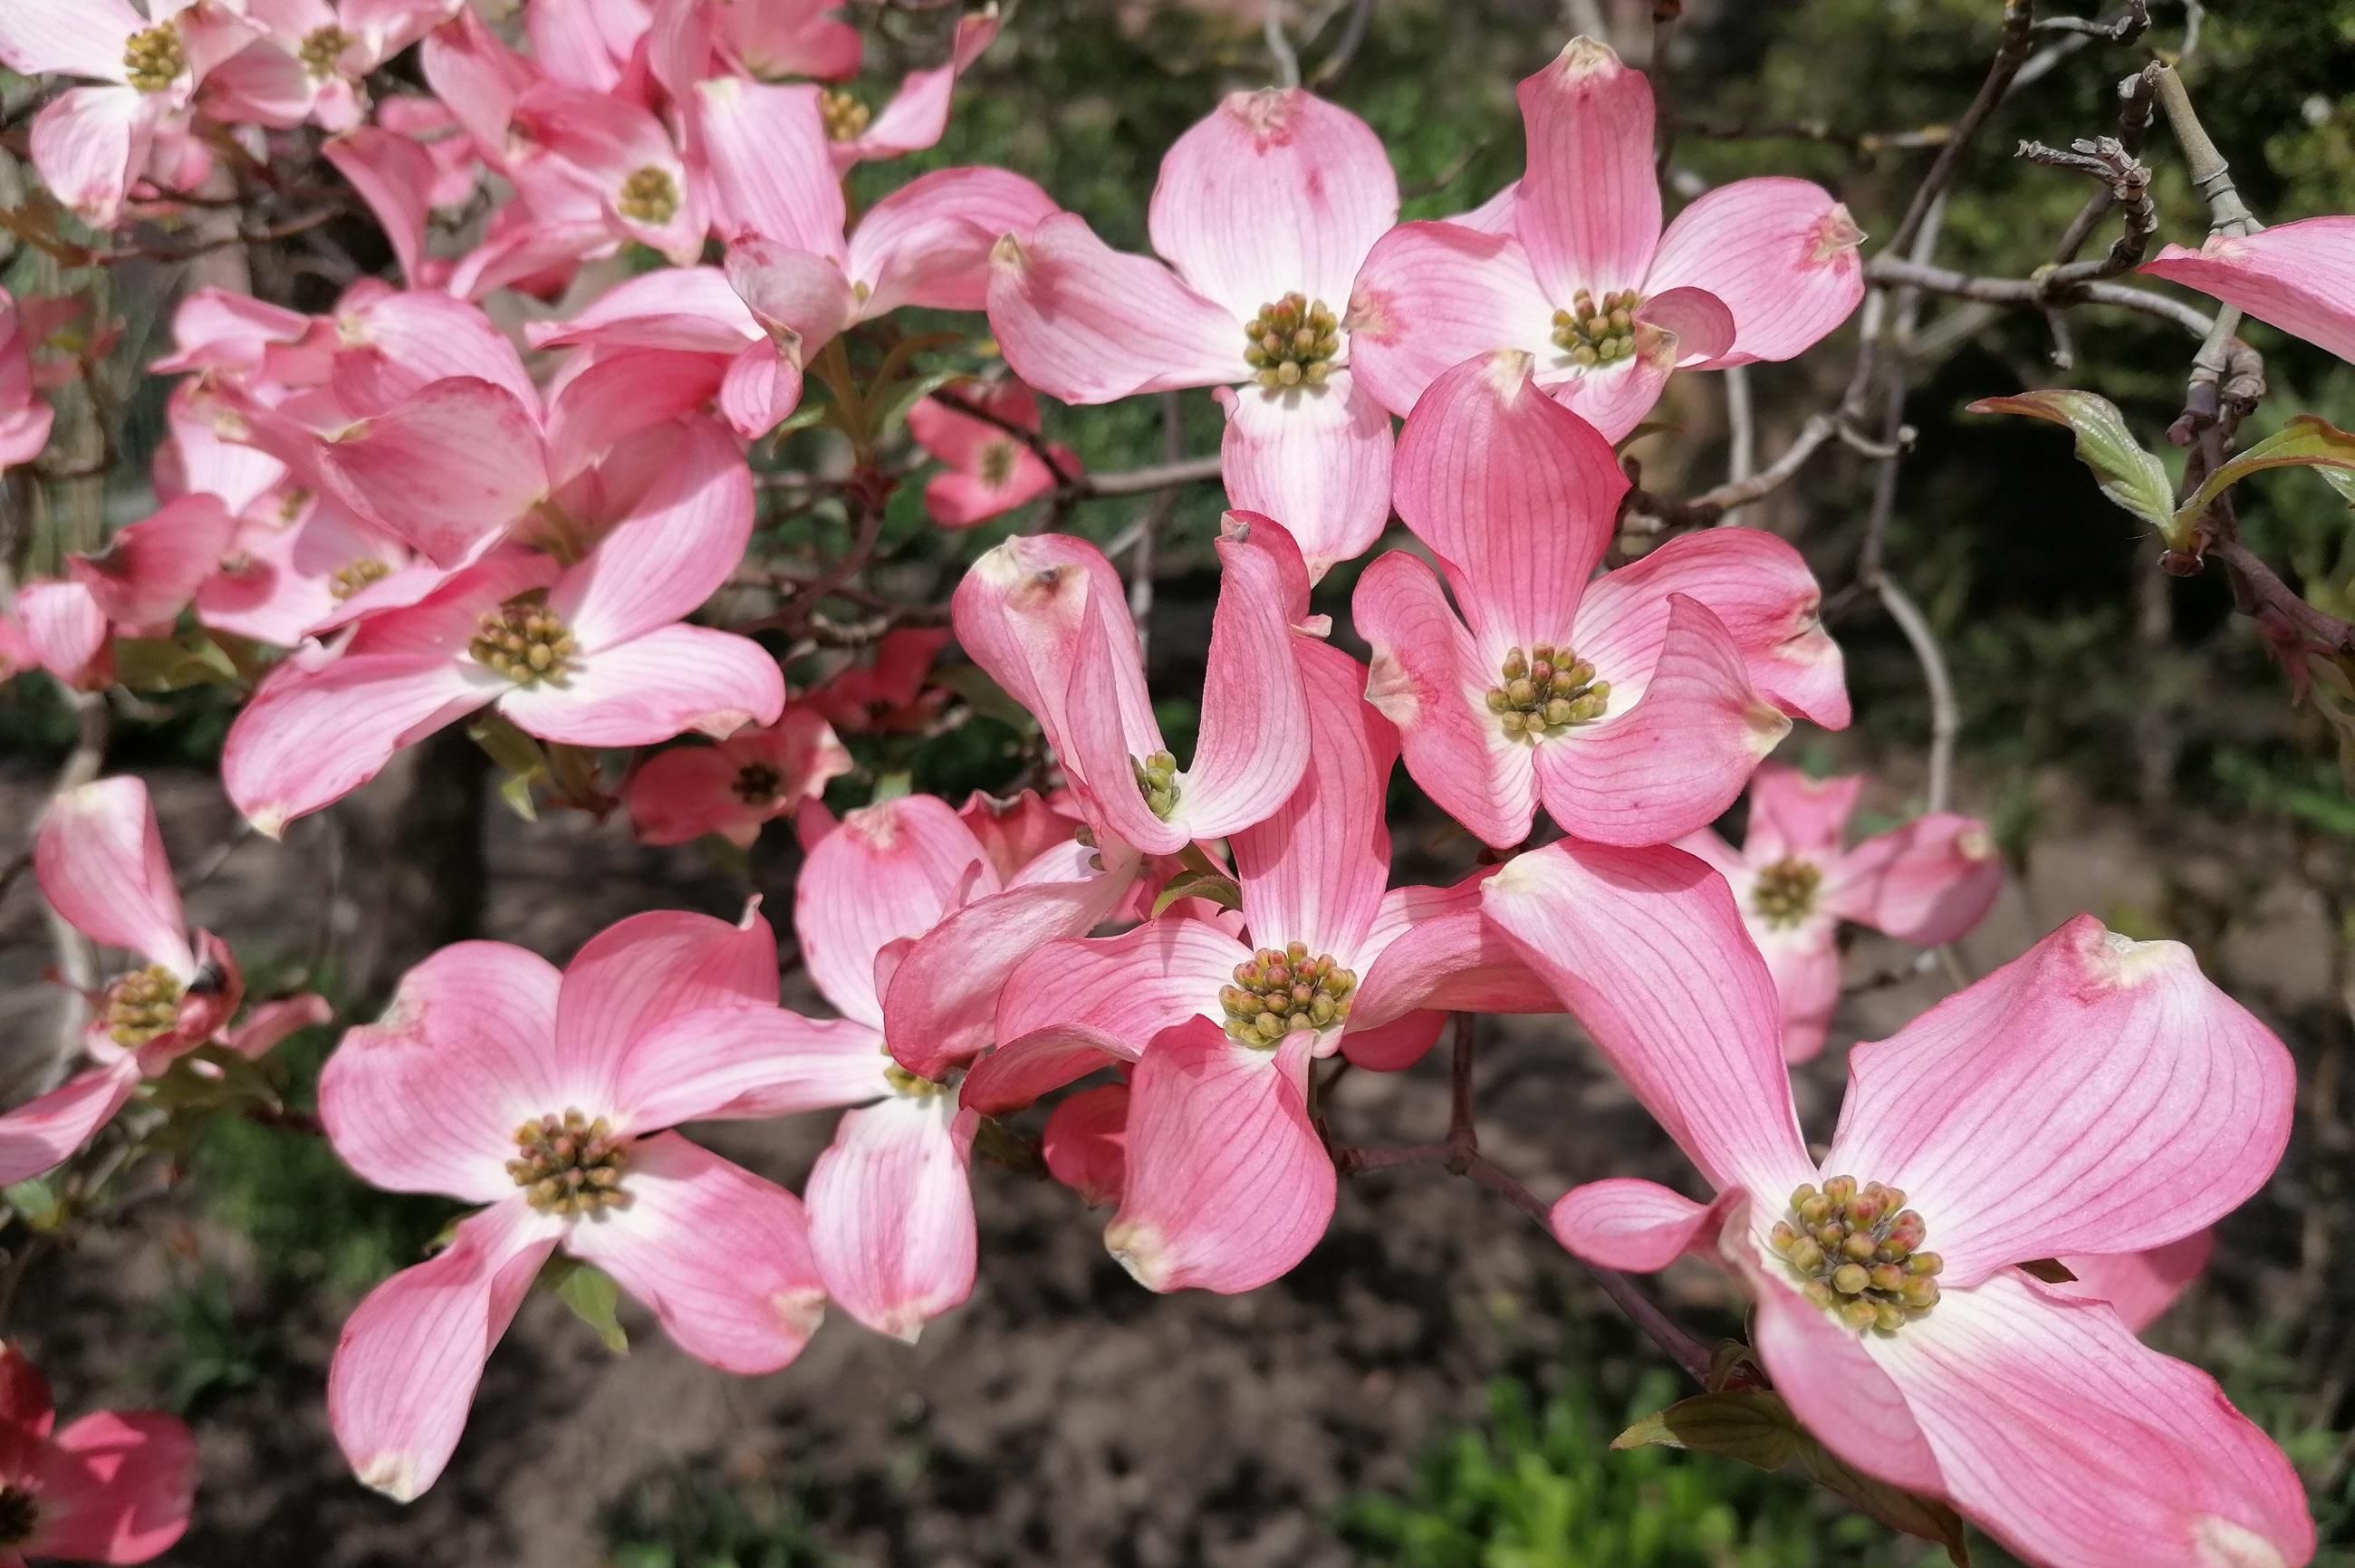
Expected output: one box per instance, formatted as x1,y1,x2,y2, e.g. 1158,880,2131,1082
601,1466,836,1568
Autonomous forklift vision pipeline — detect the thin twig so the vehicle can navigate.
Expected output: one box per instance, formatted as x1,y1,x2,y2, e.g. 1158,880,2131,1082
1884,0,2037,259
1879,579,1962,813
1129,392,1182,659
1264,0,1302,89
2149,62,2256,236
1445,1013,1478,1169
1723,365,1755,487
1305,0,1375,88
1864,255,2216,339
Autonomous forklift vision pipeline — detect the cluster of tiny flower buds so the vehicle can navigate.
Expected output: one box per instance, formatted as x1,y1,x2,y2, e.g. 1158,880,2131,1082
121,24,186,93
329,559,391,601
298,25,352,78
1131,750,1181,819
1220,941,1357,1044
1549,287,1640,367
469,599,577,687
1242,293,1341,390
104,964,183,1047
820,88,872,142
616,166,681,225
1750,857,1825,929
506,1110,630,1214
1485,643,1610,737
1771,1175,1943,1332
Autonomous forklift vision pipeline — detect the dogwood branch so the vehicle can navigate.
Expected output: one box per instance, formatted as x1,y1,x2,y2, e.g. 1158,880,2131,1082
928,387,1226,505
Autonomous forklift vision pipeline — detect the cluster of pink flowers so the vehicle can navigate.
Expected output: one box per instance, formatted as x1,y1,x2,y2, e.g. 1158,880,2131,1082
0,5,2338,1565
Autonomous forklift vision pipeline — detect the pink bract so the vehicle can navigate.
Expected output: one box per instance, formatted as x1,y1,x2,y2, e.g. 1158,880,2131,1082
221,417,785,833
623,707,852,848
1357,350,1845,850
985,87,1400,579
2142,216,2355,364
0,1344,197,1564
1511,839,2311,1568
321,904,829,1500
908,380,1078,528
1677,765,2002,1060
1346,36,1863,441
952,514,1314,858
5,776,329,1190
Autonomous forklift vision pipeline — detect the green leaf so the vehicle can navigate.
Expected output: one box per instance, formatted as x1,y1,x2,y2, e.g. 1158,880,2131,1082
1615,1388,1969,1564
554,1262,630,1354
2173,414,2355,533
934,663,1035,731
4,1178,62,1232
1611,1390,1801,1469
1151,867,1243,916
466,713,548,822
110,632,243,692
1969,390,2175,535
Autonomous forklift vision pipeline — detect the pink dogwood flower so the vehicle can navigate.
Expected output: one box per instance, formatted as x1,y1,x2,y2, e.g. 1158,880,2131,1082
0,1344,197,1564
2,777,330,1189
322,905,828,1501
204,0,456,131
2142,216,2355,364
623,707,852,848
714,154,1059,434
222,417,785,834
0,0,254,226
1347,36,1864,441
0,290,56,474
662,3,995,173
1504,839,2312,1568
1677,765,2001,1061
1355,350,1846,850
965,638,1477,1291
985,87,1399,579
951,515,1313,860
907,380,1078,527
803,627,952,736
723,793,1110,1339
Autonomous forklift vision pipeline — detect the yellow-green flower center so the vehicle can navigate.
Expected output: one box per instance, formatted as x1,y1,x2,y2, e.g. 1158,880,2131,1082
1769,1176,1943,1333
507,1109,630,1214
1132,750,1181,821
105,963,183,1047
883,1062,949,1099
330,558,392,601
1549,287,1641,368
1485,642,1610,739
469,597,577,687
821,88,870,143
299,24,352,78
1243,293,1341,390
616,166,680,226
1220,941,1356,1047
1751,856,1823,929
122,24,185,93
0,1486,37,1548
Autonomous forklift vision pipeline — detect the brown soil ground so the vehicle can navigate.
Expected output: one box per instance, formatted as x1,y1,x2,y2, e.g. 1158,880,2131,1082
0,763,2335,1566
